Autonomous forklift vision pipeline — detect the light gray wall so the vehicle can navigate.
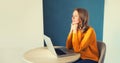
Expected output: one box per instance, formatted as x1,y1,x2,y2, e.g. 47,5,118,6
103,0,120,62
0,0,43,63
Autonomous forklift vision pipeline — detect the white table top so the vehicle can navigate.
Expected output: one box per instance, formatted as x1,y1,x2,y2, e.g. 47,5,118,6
23,46,80,63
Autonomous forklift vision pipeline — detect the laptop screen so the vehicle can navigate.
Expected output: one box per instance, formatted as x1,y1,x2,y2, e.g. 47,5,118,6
44,35,57,56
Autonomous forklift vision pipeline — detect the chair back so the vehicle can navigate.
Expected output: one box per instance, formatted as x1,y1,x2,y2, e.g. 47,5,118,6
97,41,106,63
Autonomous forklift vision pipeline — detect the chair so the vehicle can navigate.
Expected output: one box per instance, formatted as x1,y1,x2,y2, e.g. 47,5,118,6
97,41,106,63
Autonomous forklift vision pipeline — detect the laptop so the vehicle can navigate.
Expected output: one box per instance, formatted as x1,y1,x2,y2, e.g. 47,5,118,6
43,34,79,58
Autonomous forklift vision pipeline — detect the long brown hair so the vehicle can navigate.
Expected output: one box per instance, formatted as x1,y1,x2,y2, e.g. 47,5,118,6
74,8,89,33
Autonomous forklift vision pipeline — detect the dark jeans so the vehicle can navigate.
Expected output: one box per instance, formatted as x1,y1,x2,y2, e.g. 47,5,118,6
73,58,98,63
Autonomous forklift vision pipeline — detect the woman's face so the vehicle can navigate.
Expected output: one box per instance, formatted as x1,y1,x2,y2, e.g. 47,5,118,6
72,10,81,24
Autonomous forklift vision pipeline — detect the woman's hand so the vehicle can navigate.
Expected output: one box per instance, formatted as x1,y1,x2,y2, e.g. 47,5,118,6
72,23,78,33
70,23,78,33
70,19,79,33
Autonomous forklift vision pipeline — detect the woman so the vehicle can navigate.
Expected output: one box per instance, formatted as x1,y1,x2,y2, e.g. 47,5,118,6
66,8,99,63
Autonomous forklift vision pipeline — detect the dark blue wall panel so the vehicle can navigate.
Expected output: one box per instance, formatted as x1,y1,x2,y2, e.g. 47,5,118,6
43,0,104,46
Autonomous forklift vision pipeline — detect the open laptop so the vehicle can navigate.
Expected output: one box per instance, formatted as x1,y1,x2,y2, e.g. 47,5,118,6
43,34,79,58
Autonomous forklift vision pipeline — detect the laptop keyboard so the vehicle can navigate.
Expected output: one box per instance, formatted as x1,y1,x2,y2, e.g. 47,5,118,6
55,48,66,55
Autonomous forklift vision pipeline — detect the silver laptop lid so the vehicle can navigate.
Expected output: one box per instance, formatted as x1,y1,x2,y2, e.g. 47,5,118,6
44,34,57,57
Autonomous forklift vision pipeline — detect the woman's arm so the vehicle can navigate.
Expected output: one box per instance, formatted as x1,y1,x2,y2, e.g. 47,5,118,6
72,31,82,52
79,28,96,51
66,23,75,49
72,27,96,52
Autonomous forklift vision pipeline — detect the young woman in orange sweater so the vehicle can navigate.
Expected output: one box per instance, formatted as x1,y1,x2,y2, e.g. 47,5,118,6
66,8,99,63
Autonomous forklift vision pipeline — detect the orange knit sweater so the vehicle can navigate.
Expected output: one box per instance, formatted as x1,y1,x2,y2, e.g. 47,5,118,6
66,27,99,62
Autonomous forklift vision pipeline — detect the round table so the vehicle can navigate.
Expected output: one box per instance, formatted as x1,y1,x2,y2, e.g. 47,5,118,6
23,46,80,63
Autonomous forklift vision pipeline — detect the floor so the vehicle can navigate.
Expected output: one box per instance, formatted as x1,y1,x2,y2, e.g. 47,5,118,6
0,47,28,63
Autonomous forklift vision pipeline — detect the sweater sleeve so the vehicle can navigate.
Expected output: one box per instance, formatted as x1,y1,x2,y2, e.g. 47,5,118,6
72,31,82,52
72,28,95,52
66,32,73,49
79,28,95,51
